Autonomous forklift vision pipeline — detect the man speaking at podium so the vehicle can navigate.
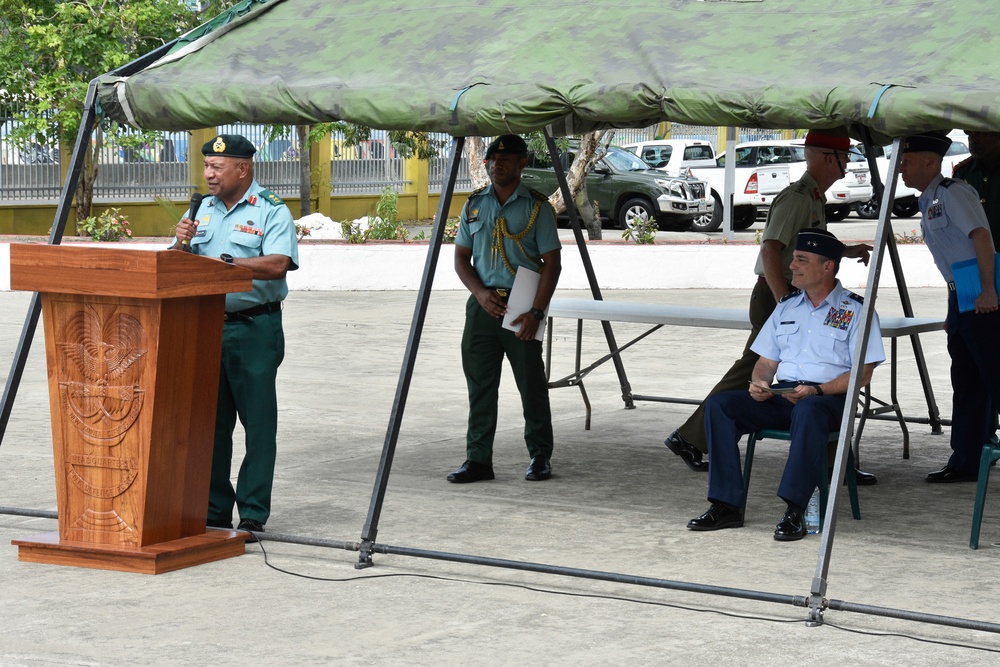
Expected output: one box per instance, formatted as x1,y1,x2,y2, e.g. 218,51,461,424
172,133,299,534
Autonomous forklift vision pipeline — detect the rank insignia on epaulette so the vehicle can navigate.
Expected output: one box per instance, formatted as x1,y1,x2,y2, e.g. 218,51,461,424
779,289,802,302
258,189,284,206
847,292,864,303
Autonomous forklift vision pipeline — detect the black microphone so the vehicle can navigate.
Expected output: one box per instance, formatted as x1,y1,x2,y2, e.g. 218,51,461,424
181,191,203,250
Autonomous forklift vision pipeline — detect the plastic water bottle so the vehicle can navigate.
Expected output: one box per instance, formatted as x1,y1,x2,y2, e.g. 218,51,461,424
805,488,821,534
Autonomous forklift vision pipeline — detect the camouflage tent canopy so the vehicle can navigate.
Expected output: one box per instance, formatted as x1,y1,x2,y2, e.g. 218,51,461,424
97,0,1000,140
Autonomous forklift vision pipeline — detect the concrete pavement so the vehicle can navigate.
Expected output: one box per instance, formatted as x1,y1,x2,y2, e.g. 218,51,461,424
2,285,1000,666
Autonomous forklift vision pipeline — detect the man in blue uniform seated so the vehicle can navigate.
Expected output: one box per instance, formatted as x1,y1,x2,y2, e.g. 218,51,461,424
900,131,1000,483
687,229,885,541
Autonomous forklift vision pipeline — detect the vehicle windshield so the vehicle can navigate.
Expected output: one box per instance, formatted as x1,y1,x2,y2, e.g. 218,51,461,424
604,147,649,172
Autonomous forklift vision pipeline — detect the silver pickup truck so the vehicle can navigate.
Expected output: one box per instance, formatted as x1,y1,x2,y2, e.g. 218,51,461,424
622,139,789,232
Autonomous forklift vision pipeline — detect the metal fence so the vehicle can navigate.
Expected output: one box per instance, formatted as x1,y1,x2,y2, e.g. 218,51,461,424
1,113,789,203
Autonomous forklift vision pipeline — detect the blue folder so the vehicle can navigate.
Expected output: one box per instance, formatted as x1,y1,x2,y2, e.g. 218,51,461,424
951,253,1000,313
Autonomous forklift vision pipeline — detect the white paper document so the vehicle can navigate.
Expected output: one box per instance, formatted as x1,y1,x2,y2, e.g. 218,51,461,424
501,266,546,341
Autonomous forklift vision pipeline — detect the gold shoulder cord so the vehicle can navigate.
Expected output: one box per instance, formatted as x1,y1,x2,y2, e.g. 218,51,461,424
491,200,543,275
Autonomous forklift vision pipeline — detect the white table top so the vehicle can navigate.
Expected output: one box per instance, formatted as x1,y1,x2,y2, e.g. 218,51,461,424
548,298,944,338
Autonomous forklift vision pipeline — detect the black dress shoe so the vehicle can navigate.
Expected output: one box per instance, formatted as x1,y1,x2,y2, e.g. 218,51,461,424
664,430,708,472
237,519,265,533
207,518,232,529
525,456,552,481
687,502,743,531
447,460,495,483
236,518,264,542
773,509,806,541
925,465,977,483
830,468,878,486
853,469,877,486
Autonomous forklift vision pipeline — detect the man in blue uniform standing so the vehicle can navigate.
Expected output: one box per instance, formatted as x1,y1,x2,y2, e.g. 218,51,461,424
173,133,299,533
686,229,884,541
899,131,1000,483
449,134,562,483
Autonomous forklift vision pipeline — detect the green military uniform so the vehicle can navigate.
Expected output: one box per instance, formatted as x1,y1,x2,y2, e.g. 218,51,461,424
186,171,299,527
455,181,561,464
676,172,827,453
954,157,1000,250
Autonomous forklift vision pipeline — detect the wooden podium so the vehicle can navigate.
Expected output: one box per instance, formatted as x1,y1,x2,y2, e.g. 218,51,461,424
9,244,254,574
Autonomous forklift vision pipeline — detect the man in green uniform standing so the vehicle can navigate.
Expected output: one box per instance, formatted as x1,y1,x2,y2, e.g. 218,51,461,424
173,133,299,534
449,134,562,483
954,131,1000,247
664,129,873,478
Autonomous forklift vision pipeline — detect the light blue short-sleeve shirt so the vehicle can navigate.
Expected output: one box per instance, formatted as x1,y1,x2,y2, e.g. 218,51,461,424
752,281,885,383
456,182,561,289
185,179,299,311
919,174,994,282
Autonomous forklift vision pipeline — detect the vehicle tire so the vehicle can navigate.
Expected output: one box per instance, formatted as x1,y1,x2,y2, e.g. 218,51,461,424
825,205,851,222
688,193,722,233
892,197,919,218
617,197,655,230
854,197,880,220
733,205,757,230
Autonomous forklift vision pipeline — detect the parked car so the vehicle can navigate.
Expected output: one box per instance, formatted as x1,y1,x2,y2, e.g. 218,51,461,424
744,139,873,221
622,139,789,232
520,145,712,231
853,130,972,219
621,139,717,175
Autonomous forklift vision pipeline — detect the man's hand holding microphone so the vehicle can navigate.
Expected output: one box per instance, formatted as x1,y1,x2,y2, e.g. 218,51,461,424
173,192,203,251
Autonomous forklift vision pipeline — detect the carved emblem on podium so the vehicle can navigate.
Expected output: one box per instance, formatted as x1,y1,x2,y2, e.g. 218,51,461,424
57,307,147,447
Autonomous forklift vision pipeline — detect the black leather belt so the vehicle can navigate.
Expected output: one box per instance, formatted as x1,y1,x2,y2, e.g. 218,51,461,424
947,281,956,291
224,301,282,322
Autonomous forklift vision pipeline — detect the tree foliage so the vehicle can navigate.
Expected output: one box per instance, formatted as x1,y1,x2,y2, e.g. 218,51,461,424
0,0,233,219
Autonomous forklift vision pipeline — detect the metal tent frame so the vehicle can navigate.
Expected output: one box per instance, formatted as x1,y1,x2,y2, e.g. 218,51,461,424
0,69,994,636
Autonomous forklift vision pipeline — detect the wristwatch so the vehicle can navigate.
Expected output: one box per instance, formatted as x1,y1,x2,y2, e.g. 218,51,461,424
220,253,234,264
814,384,824,396
529,307,546,321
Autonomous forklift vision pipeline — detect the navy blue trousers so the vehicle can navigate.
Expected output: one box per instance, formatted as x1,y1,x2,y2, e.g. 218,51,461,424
945,292,1000,473
704,386,845,510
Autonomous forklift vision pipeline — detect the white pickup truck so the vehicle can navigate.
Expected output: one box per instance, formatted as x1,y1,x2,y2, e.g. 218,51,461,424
621,139,789,232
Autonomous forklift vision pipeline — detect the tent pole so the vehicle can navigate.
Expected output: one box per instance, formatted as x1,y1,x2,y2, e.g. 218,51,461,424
0,38,181,447
808,137,904,625
357,136,465,568
722,127,736,241
0,81,98,445
860,128,942,438
543,128,634,408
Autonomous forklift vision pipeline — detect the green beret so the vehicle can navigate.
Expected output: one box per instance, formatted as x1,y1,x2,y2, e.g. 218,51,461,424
201,133,257,158
485,134,528,160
